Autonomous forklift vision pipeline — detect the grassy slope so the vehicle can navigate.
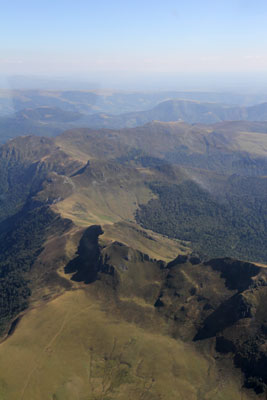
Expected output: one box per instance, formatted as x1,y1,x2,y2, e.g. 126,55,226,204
52,160,156,227
58,120,267,157
0,288,258,400
100,221,189,262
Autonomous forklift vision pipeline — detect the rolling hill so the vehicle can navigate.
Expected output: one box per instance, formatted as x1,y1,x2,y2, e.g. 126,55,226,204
0,107,84,143
56,120,267,175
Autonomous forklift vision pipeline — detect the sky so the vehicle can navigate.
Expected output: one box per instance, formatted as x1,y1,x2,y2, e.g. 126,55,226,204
1,0,267,90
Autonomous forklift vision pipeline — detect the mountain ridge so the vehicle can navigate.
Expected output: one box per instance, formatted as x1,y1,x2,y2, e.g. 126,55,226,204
0,123,266,398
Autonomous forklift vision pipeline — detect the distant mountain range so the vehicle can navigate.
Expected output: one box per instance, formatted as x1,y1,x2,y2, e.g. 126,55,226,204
76,99,267,128
2,88,267,116
3,97,267,143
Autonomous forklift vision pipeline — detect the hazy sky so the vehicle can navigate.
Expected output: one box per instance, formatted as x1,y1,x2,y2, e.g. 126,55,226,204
1,0,267,89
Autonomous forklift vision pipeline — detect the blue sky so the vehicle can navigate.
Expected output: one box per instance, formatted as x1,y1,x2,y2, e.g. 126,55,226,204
1,0,267,89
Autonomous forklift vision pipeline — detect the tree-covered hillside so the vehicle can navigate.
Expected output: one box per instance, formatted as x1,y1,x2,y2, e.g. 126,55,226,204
136,179,267,263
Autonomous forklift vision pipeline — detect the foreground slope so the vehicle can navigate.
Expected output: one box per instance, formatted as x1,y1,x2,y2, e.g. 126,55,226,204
0,226,266,399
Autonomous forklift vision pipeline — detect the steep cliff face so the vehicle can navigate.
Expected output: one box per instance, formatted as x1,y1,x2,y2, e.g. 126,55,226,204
62,227,267,395
149,255,267,394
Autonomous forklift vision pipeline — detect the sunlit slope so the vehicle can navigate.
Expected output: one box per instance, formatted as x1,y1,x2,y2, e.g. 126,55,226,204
56,122,267,162
52,160,155,227
99,221,188,262
0,289,257,400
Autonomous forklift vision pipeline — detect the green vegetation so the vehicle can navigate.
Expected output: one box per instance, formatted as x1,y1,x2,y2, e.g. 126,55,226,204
0,206,57,334
136,180,267,263
0,144,48,222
